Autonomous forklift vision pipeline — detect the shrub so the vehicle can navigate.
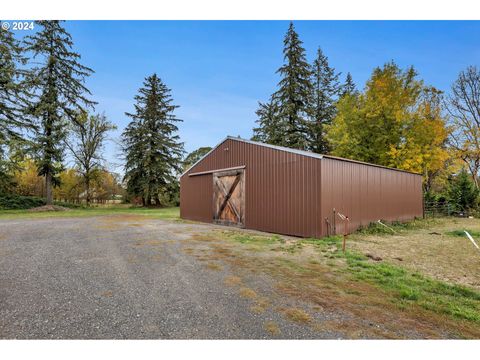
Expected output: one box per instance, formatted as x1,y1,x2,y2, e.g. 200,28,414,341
447,168,479,214
0,194,45,209
0,194,82,210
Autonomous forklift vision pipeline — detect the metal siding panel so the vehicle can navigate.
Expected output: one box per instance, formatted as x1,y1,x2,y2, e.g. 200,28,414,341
318,158,423,235
180,138,422,237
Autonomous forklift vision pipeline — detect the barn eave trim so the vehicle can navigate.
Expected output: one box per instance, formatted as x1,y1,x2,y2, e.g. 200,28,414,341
188,165,246,177
180,135,420,178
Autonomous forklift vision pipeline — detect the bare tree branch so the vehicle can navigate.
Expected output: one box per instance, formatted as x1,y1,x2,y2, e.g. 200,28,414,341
447,66,480,188
64,111,116,205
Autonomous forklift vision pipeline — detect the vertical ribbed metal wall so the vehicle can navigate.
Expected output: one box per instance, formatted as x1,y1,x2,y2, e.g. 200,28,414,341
180,138,323,237
320,157,423,237
180,138,423,238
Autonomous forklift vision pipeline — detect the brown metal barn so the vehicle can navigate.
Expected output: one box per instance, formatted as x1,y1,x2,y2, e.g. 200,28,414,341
180,136,423,238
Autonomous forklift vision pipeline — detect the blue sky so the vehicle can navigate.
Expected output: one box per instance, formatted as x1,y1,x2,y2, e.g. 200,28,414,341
14,20,480,172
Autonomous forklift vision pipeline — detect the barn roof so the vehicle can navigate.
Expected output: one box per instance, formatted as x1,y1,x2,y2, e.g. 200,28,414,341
181,136,421,177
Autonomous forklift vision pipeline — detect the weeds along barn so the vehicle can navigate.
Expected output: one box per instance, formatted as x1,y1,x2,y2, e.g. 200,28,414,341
180,137,423,238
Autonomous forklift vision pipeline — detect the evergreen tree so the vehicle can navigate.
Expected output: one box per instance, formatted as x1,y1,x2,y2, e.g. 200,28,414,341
0,28,32,192
122,117,146,204
275,22,313,150
0,143,16,193
122,74,184,206
447,168,479,213
0,28,31,142
251,97,282,144
25,20,95,205
308,47,341,154
253,22,312,150
342,72,357,97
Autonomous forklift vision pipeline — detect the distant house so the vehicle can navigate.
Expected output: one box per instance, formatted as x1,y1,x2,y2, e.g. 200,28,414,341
78,190,123,204
180,137,423,238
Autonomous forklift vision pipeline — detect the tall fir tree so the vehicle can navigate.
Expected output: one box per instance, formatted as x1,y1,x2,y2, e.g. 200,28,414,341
0,27,32,192
447,168,479,212
122,117,146,203
308,47,341,154
342,72,357,97
253,22,312,150
0,27,31,143
25,20,95,205
122,74,184,206
251,96,282,144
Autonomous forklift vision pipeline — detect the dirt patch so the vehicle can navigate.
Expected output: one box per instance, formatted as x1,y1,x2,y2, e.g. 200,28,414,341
224,275,242,286
150,253,163,261
104,214,151,221
96,215,152,229
250,297,271,314
239,287,257,299
264,321,281,335
250,305,266,314
255,297,270,309
101,290,113,297
205,262,222,271
282,308,312,324
348,217,480,289
314,319,400,339
182,247,195,255
28,205,70,212
133,240,163,247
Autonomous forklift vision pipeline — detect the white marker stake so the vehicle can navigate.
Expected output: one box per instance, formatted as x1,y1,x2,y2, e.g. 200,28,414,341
464,231,480,250
377,220,396,234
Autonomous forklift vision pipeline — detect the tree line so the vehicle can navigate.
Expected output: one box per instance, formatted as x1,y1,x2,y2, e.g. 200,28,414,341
0,21,184,208
252,22,480,214
2,21,480,212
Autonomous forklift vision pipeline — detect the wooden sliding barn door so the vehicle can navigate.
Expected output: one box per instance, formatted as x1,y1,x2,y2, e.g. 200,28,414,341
213,169,245,227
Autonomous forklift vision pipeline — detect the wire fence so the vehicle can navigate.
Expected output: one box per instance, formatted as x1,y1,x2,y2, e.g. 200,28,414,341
423,201,475,218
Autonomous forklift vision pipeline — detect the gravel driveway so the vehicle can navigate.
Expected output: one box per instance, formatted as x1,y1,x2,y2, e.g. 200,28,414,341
0,215,331,339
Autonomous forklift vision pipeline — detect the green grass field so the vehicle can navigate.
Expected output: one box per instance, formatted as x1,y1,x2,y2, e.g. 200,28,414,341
217,230,480,324
0,206,180,220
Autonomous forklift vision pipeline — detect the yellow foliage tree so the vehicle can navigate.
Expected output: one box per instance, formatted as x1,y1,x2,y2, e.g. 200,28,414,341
327,63,449,189
387,87,450,190
14,158,44,197
13,158,122,204
53,168,82,203
92,169,123,203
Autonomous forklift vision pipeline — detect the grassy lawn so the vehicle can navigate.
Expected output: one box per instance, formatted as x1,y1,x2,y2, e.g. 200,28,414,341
186,222,480,338
348,217,480,290
343,243,480,323
224,229,480,322
0,206,180,220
